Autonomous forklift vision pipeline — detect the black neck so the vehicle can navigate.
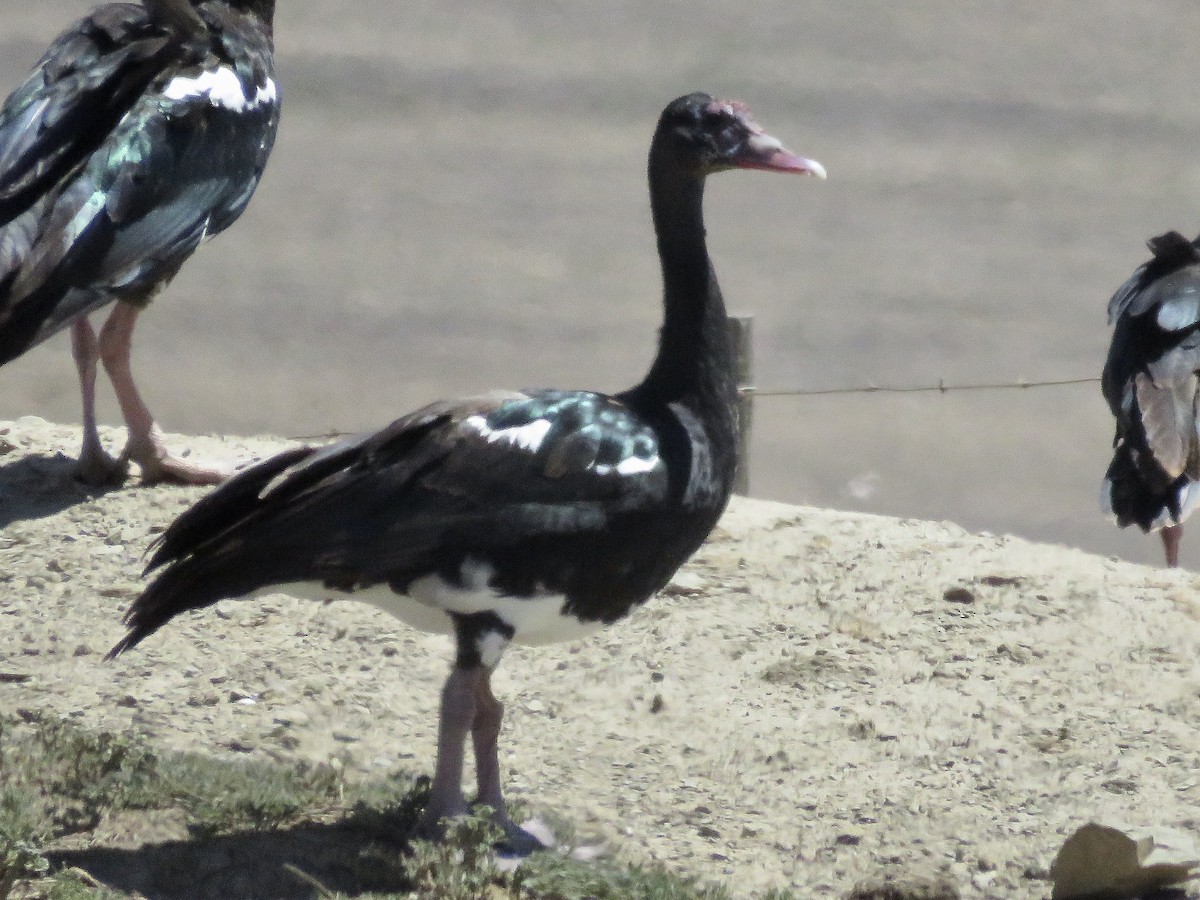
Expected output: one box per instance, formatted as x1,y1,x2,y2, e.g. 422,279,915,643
631,146,736,420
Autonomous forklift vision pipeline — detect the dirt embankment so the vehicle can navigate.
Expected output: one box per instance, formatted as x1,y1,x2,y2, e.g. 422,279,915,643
1,417,1198,898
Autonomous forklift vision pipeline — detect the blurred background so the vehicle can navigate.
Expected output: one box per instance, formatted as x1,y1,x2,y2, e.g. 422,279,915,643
4,1,1200,567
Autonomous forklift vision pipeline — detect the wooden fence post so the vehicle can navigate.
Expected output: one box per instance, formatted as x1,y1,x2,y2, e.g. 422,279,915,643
727,314,753,496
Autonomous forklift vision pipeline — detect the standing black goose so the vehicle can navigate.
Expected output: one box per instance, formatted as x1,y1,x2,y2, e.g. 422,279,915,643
0,0,279,484
108,93,825,852
1102,230,1200,567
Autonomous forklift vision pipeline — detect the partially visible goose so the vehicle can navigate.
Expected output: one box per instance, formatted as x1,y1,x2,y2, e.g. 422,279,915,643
108,93,826,852
1102,230,1200,567
0,0,279,484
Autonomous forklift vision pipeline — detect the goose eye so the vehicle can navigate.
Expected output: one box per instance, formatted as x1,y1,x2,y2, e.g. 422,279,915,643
714,123,744,153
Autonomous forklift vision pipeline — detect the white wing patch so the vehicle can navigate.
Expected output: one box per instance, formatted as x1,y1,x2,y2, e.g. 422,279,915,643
595,454,660,477
163,68,277,112
465,414,552,453
251,79,279,108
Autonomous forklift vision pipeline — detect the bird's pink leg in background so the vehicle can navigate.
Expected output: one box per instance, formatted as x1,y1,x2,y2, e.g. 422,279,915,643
1161,523,1182,567
71,316,125,484
98,301,228,485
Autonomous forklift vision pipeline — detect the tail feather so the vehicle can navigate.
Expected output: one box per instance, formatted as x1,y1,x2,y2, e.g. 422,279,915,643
1103,440,1194,532
112,447,329,659
145,445,316,571
107,548,298,659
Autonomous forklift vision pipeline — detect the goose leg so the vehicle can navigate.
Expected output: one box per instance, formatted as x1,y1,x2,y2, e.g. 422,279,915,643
418,664,476,836
97,302,228,485
418,663,547,856
71,317,126,484
1162,523,1183,568
472,670,547,856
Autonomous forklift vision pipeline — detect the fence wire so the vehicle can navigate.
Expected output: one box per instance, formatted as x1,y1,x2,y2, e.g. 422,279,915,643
747,376,1100,398
287,376,1102,442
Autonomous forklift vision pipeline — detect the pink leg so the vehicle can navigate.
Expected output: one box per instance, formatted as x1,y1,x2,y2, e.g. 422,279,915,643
472,670,548,855
472,672,506,813
70,317,126,484
97,302,228,485
418,664,546,855
418,665,477,836
1162,524,1183,568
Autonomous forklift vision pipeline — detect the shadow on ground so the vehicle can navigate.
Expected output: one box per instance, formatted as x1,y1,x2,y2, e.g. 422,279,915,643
0,450,121,528
48,806,420,900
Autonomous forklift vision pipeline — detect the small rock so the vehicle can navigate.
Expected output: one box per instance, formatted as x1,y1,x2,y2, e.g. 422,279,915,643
943,586,976,604
663,570,705,596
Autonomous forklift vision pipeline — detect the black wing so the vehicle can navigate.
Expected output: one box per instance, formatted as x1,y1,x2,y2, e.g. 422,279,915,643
0,5,183,226
0,2,279,362
110,390,671,654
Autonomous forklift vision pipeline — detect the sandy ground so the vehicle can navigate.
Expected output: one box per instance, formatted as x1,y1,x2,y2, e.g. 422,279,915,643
1,418,1198,899
6,2,1200,568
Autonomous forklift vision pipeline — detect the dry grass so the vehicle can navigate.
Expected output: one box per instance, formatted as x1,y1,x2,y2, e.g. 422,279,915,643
0,712,753,900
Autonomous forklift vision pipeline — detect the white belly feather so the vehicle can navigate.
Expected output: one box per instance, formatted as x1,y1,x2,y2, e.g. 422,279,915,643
267,558,602,650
